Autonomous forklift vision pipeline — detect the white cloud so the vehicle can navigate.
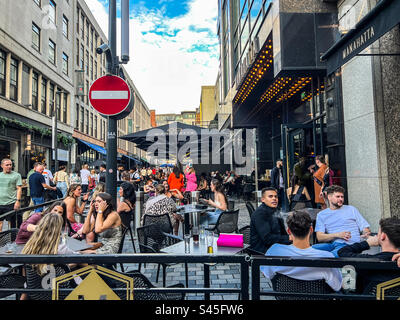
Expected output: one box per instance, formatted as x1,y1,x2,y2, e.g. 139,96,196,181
86,0,219,114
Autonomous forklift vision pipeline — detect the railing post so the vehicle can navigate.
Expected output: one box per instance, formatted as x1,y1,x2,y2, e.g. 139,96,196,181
251,258,260,300
240,257,250,300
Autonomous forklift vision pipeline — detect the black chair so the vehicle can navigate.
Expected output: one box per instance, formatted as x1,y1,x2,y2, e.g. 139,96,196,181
227,200,235,211
136,224,188,287
25,264,76,300
123,270,185,300
206,210,240,234
0,267,26,299
238,225,250,245
271,273,334,300
142,213,173,234
245,202,255,219
0,228,19,247
119,211,137,253
114,226,129,273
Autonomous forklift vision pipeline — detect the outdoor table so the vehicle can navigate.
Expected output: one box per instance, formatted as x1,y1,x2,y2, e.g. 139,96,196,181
176,204,213,235
161,235,248,300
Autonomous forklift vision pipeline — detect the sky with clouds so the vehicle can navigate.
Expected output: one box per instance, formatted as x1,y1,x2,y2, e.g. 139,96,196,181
85,0,219,114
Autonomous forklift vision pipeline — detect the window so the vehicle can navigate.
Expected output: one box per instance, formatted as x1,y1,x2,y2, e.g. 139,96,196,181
85,110,89,134
49,83,55,116
63,93,67,123
56,91,61,120
75,104,79,129
49,0,56,25
85,51,89,75
10,58,18,102
49,39,56,65
32,23,40,51
33,0,41,7
80,106,84,132
76,7,79,31
32,72,39,111
80,44,84,69
62,53,68,75
0,50,5,96
86,21,89,46
62,15,69,38
90,28,94,52
94,61,97,79
81,14,84,39
86,80,89,104
250,0,262,29
76,39,79,66
90,56,93,80
94,115,97,138
41,78,47,114
95,34,98,53
90,113,93,136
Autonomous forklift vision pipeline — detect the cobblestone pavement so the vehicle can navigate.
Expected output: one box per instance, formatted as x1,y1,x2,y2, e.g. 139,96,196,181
1,197,275,300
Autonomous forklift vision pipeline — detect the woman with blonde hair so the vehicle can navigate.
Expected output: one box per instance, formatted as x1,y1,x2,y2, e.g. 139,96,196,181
54,165,69,198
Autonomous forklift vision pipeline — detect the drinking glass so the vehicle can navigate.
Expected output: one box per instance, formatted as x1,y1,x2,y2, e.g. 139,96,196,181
199,225,206,241
206,231,214,254
192,226,199,243
184,234,191,253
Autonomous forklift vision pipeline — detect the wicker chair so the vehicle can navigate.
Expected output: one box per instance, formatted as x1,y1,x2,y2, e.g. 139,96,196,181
0,268,26,299
122,270,185,300
245,202,255,219
142,213,174,234
206,210,240,234
271,273,334,300
136,224,188,287
239,225,250,245
25,264,76,300
0,228,19,247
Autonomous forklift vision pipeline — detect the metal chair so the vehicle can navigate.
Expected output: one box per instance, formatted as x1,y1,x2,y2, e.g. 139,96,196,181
228,200,235,211
142,213,173,234
206,210,240,234
0,268,26,299
119,211,137,253
136,224,188,287
122,270,185,300
25,264,76,300
271,273,334,300
0,228,19,247
245,202,255,219
238,225,250,245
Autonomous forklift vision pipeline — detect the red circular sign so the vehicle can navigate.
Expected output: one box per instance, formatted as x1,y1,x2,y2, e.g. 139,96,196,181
89,75,131,116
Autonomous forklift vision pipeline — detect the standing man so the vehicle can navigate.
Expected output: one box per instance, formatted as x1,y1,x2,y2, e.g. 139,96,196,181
0,159,23,230
117,165,125,182
131,167,141,191
271,159,285,210
313,185,371,257
309,155,327,208
80,164,91,193
29,163,56,212
250,187,291,254
41,162,53,186
140,167,147,179
98,164,107,184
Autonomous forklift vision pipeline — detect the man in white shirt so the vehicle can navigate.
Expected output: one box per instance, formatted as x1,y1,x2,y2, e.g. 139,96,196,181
42,163,53,186
80,164,91,193
312,185,371,257
261,210,342,292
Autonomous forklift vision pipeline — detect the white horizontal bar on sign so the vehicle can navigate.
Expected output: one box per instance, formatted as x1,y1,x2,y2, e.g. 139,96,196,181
91,91,129,99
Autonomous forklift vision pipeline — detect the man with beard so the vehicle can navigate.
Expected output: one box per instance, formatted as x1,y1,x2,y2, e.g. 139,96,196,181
312,185,371,257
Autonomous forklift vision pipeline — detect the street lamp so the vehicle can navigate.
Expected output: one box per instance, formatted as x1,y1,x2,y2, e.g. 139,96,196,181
52,89,68,173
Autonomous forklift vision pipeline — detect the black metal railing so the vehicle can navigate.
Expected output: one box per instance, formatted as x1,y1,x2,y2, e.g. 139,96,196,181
251,255,400,300
0,198,67,228
0,254,250,300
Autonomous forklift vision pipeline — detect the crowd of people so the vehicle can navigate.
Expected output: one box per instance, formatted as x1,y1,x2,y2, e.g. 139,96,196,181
1,156,400,299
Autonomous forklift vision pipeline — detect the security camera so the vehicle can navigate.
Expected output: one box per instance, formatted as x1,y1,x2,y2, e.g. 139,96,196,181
96,43,110,55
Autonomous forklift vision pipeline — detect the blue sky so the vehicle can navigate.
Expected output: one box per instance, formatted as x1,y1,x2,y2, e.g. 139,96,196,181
86,0,219,114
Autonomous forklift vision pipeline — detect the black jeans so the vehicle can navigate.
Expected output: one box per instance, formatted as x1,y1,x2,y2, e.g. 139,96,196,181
0,203,22,228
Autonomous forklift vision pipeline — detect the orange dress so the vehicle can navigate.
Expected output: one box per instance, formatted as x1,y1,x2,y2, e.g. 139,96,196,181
168,173,184,192
313,164,327,204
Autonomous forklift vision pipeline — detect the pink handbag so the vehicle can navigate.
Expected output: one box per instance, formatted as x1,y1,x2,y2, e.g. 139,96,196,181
217,233,244,248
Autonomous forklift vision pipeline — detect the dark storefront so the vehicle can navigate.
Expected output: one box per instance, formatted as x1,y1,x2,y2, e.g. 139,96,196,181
232,5,346,207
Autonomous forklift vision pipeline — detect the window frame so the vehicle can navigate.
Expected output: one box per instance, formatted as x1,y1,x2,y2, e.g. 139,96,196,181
48,39,56,65
32,22,41,52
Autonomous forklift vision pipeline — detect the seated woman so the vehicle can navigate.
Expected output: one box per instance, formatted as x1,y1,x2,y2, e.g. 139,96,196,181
197,173,209,199
64,184,89,233
81,192,123,254
117,182,136,229
16,201,66,245
141,184,177,232
162,180,184,235
144,179,156,197
200,179,228,226
286,175,312,211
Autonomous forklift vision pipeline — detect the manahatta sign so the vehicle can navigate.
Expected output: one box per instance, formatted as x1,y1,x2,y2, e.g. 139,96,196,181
322,0,400,74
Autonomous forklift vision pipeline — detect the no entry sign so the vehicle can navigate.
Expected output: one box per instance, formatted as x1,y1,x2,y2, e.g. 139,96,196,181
89,75,131,116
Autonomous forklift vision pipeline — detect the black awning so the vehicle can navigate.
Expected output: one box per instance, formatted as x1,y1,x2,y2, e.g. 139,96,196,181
321,0,400,74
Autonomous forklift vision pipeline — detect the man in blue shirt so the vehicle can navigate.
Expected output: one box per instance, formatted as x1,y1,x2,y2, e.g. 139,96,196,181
261,210,342,292
313,185,371,257
29,163,56,212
